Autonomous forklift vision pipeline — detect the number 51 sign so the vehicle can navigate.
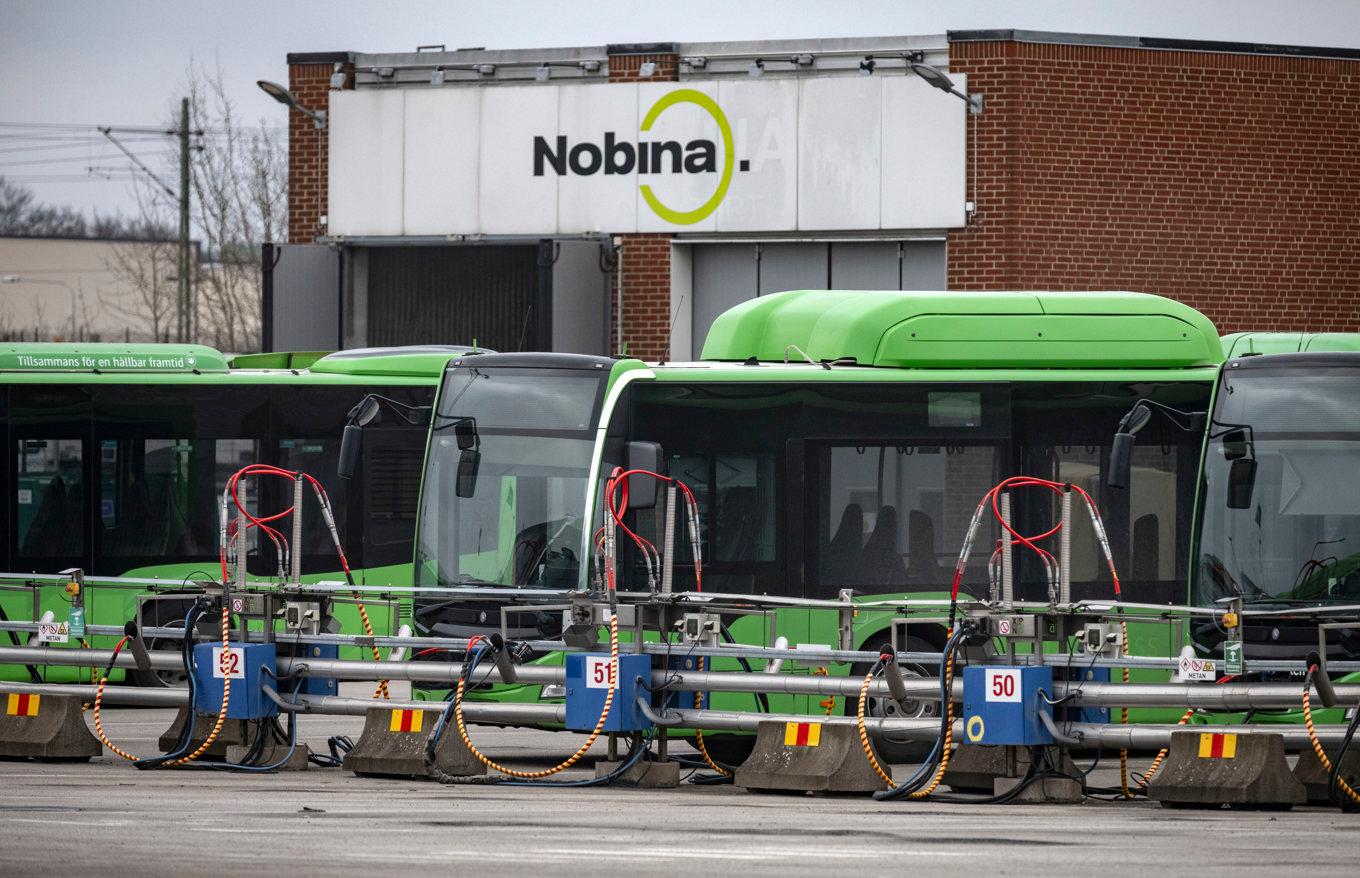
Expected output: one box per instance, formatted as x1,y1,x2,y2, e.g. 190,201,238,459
585,656,617,689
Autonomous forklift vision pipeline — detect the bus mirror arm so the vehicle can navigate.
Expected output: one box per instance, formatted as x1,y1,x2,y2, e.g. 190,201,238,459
1107,400,1206,490
339,395,436,479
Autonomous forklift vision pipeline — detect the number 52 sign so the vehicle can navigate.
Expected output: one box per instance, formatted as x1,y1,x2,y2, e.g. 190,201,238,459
212,647,245,679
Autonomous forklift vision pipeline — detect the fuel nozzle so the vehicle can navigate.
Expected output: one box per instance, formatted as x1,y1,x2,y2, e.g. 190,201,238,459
1307,651,1339,708
122,620,153,675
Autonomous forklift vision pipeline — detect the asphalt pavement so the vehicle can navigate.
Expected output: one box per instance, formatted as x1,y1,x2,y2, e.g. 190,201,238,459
2,684,1358,877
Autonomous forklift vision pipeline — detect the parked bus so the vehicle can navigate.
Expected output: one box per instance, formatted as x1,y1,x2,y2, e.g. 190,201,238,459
0,343,464,685
402,290,1224,759
1161,340,1360,663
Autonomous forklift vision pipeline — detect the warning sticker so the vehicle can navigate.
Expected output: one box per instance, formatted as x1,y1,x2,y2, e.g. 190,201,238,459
389,709,424,733
37,621,69,644
1197,732,1237,759
5,693,40,716
1179,657,1216,682
783,722,821,747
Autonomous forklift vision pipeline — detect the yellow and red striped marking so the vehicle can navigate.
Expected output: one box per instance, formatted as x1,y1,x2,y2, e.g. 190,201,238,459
1197,732,1237,759
783,721,821,747
388,708,424,734
5,693,39,717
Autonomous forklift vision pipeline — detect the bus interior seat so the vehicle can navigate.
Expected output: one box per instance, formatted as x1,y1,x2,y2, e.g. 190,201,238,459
822,503,865,588
862,505,907,586
906,509,945,587
22,476,68,556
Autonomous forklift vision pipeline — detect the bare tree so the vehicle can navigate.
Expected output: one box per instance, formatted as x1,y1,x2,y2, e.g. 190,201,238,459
113,61,286,351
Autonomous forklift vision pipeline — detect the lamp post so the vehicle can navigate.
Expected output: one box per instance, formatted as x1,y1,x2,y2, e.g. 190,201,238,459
257,80,327,129
1,275,78,340
908,62,984,115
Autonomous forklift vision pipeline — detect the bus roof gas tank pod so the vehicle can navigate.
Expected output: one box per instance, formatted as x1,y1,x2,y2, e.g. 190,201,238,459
700,290,1223,370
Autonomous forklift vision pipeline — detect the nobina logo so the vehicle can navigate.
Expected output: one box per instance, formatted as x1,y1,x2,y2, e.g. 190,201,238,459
532,89,744,225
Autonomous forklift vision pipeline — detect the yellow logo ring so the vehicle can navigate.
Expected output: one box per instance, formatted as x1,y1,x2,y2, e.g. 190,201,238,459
638,89,734,225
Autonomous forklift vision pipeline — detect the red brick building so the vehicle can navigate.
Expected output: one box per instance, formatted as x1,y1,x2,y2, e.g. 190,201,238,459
280,31,1360,358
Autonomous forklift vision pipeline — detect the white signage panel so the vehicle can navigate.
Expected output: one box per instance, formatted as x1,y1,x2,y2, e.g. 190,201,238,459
797,77,883,231
881,75,967,230
329,78,966,237
557,83,639,234
712,78,798,233
403,88,480,235
329,89,405,237
479,86,560,235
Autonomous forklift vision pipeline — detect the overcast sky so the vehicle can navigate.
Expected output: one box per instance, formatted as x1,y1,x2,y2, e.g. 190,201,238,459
3,0,1359,222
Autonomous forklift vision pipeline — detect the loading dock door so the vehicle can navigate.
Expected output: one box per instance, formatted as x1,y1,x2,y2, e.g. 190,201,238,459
687,240,946,358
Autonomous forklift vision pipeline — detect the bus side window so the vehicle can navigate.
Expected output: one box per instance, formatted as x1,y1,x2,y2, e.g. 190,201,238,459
15,439,84,560
360,426,428,567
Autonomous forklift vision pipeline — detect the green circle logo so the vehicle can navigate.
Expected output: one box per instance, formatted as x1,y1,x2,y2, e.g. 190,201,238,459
638,89,734,225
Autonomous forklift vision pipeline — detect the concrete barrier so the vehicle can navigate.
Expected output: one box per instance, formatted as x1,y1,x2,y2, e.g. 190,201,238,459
1292,744,1360,804
734,720,889,794
157,708,254,760
0,693,101,761
343,706,485,779
1148,731,1305,810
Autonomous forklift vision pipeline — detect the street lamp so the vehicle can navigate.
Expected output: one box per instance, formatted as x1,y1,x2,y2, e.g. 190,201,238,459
256,80,327,129
909,62,984,115
2,275,78,340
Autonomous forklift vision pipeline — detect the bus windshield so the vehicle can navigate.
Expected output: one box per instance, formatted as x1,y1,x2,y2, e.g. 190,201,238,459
414,365,605,590
1195,361,1360,606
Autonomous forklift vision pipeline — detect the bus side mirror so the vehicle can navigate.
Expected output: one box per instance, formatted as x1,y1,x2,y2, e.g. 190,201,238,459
454,419,478,451
625,441,665,510
1108,431,1135,490
1107,404,1151,490
338,424,362,480
1226,458,1257,509
1222,429,1250,461
456,449,480,498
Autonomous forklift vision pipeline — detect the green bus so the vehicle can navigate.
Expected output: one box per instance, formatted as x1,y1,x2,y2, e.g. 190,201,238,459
0,342,461,685
1173,342,1360,666
406,290,1225,759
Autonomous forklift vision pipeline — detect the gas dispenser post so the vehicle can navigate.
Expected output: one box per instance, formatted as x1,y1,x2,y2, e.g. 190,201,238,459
290,474,304,588
1000,491,1014,610
1059,486,1072,605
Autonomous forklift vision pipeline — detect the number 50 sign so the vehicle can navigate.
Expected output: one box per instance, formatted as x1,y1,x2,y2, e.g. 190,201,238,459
212,647,245,679
984,668,1021,703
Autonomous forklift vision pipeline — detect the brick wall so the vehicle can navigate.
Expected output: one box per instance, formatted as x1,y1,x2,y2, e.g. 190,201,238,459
287,55,353,244
608,48,679,358
947,39,1360,332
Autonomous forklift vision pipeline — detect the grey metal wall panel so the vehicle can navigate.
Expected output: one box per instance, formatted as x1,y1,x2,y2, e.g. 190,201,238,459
829,242,901,290
269,244,341,351
758,243,829,295
901,240,947,291
691,244,758,358
366,245,539,350
551,241,609,355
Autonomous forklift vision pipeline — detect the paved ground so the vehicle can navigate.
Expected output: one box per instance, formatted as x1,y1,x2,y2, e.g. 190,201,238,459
2,684,1358,877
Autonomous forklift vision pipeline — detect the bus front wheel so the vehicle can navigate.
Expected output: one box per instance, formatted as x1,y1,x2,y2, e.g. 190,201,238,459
846,635,940,764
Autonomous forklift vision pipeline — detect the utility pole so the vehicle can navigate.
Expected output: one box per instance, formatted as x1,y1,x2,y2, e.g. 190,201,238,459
178,97,191,343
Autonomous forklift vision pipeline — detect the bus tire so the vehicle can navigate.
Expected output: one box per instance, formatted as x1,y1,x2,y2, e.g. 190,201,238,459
846,635,940,764
691,733,755,768
129,601,192,689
